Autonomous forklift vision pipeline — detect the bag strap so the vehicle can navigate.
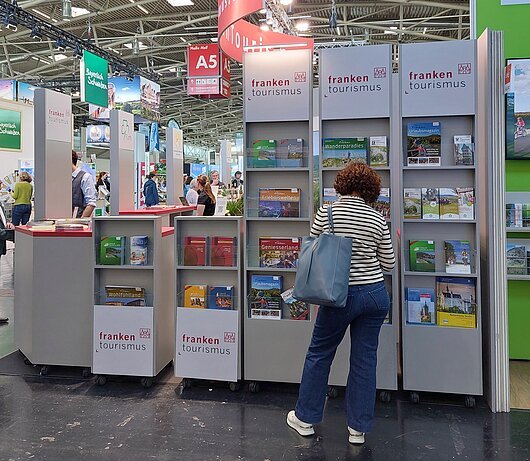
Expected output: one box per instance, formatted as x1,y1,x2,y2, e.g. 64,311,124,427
327,204,335,234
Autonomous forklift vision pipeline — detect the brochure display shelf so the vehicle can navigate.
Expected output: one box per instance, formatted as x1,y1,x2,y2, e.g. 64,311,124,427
174,216,243,391
318,45,399,402
14,227,94,376
399,40,482,407
92,216,174,388
505,192,530,359
242,49,315,392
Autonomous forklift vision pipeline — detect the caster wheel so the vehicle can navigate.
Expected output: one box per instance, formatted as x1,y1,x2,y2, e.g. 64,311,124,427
82,368,91,378
249,381,260,394
95,375,107,386
327,386,339,399
141,377,154,389
229,382,241,392
39,365,49,376
181,378,193,389
410,392,420,404
465,396,476,408
24,358,32,366
379,391,391,403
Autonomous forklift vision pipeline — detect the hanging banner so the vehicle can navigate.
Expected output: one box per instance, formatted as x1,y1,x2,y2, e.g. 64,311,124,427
0,80,16,101
0,108,22,150
80,50,109,107
218,0,314,63
86,124,111,144
187,44,231,98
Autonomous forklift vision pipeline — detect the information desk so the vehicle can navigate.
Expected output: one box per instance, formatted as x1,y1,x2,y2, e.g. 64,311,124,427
14,226,94,371
119,206,195,226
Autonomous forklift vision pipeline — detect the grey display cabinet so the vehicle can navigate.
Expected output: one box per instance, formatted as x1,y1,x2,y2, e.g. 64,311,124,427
318,45,399,400
174,216,243,390
242,48,315,391
92,216,174,387
399,40,483,407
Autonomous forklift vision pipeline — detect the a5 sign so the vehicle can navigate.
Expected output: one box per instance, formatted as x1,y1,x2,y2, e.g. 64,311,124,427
187,44,231,98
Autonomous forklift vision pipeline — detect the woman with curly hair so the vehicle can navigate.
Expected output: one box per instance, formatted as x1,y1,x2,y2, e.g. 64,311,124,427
287,162,395,445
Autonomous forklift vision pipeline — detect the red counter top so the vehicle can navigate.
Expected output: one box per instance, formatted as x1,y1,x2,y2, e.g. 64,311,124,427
161,227,174,237
16,226,92,238
119,205,196,216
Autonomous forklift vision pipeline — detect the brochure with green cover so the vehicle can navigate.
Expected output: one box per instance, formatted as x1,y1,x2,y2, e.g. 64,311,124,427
322,138,367,168
251,140,277,168
100,236,126,265
409,240,436,272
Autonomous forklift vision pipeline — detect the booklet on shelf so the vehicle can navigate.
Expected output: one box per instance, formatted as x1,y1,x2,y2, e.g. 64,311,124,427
277,138,304,167
403,188,422,219
100,236,126,265
457,188,475,220
372,188,390,220
130,235,148,266
104,286,146,307
208,286,234,310
258,188,301,218
184,285,207,308
506,243,529,275
436,277,477,328
259,237,300,269
281,288,310,321
323,188,338,205
369,136,388,167
322,138,368,168
183,236,208,266
409,240,436,272
252,140,277,168
407,121,441,167
210,236,236,267
421,188,440,219
250,308,281,320
444,240,472,274
439,188,460,220
454,135,474,165
406,288,436,325
249,275,282,318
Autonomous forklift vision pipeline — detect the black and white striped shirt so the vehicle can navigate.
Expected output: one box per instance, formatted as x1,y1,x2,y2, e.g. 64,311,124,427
310,196,395,285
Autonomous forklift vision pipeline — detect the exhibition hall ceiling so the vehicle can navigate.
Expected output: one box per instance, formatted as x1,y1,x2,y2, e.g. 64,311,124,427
1,0,470,147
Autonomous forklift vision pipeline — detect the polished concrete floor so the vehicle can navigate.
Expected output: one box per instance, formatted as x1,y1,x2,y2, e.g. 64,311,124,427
1,246,530,460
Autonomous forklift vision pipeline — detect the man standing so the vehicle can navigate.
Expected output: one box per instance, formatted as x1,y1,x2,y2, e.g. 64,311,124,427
72,151,97,218
143,173,159,207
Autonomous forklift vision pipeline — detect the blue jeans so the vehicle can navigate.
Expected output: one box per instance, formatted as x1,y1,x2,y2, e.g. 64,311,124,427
11,204,32,226
295,282,389,433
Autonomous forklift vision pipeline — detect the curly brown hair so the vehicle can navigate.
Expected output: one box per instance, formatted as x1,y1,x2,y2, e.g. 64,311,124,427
333,162,381,203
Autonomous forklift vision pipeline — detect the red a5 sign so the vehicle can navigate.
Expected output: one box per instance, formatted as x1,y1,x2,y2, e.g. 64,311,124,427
188,44,230,79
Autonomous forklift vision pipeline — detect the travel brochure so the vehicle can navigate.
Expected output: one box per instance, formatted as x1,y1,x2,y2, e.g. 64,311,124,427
182,285,235,310
403,188,475,220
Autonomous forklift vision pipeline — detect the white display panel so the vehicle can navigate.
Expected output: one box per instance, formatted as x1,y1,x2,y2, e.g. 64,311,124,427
45,90,72,143
175,308,239,382
93,306,154,376
401,41,476,117
320,44,392,120
244,49,312,122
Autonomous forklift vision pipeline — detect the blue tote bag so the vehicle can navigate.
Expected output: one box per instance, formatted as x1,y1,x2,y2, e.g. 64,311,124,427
293,205,352,308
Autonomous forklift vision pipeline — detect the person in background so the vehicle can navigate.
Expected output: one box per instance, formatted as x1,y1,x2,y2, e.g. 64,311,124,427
96,171,110,199
0,202,14,324
231,171,243,189
186,178,199,206
143,172,159,207
197,175,216,216
210,170,225,188
287,162,395,445
10,172,33,226
72,151,97,218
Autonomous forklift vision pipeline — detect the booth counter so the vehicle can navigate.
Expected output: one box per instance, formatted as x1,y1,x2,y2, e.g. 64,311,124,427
119,205,195,226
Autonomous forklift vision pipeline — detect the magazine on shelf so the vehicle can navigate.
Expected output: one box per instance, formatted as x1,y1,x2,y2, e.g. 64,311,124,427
100,236,126,265
259,237,301,269
409,240,436,272
406,288,436,325
249,275,282,316
403,188,422,219
281,288,310,321
369,136,388,167
436,277,477,328
407,121,441,166
183,285,207,308
210,236,236,267
277,138,304,167
454,135,474,165
457,188,475,220
208,286,234,310
372,188,390,220
439,188,460,220
251,140,277,168
421,188,440,219
444,240,472,274
322,138,368,168
250,308,281,320
183,236,208,266
130,235,148,266
104,286,146,307
323,188,338,205
258,188,301,218
506,244,528,275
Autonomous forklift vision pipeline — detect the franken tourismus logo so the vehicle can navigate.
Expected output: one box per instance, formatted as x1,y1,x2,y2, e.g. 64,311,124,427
294,72,307,83
374,67,387,78
458,63,472,74
224,332,236,343
139,328,151,339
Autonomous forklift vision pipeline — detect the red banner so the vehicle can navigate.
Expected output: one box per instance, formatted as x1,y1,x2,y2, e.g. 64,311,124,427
187,44,231,98
218,0,314,63
188,44,222,77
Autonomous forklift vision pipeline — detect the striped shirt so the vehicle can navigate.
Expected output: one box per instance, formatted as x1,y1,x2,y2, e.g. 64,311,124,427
310,196,395,285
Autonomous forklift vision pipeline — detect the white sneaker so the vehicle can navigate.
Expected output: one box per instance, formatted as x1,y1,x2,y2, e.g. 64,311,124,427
348,427,365,444
286,410,315,436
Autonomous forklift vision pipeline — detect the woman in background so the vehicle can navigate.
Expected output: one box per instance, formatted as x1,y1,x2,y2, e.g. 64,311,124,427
196,175,216,216
11,172,33,226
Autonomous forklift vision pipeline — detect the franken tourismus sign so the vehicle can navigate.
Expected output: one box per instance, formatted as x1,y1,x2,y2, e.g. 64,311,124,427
80,50,109,108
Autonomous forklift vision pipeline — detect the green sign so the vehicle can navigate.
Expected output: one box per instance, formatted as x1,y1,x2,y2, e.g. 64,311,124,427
80,50,108,107
0,108,21,150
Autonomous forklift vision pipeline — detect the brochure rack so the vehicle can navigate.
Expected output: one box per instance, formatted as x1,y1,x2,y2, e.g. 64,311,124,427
92,216,174,387
174,216,243,390
242,48,315,391
399,40,482,407
318,45,399,401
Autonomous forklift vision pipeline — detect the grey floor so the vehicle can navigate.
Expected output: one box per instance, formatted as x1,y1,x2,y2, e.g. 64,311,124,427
1,246,530,461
